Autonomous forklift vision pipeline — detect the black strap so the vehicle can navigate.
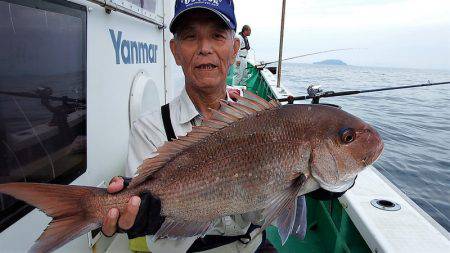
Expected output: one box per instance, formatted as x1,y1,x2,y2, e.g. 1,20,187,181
187,224,263,253
161,104,176,142
239,32,250,50
254,231,268,253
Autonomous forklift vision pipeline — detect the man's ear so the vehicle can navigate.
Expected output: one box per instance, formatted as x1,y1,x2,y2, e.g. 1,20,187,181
170,39,182,66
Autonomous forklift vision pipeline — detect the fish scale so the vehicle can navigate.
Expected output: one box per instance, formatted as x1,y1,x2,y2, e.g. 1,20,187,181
145,114,325,221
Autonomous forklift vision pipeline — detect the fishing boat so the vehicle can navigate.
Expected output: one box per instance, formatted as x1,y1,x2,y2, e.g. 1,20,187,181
0,1,448,252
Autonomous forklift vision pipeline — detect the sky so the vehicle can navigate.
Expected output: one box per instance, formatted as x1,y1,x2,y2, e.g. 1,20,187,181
234,0,450,70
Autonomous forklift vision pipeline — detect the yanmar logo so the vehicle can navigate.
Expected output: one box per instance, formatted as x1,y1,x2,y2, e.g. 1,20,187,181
183,0,222,6
109,29,158,65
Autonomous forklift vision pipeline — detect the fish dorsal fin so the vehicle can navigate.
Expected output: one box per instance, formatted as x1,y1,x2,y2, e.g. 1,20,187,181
129,92,279,187
242,90,276,109
129,126,218,187
219,100,246,119
269,98,282,107
235,95,267,111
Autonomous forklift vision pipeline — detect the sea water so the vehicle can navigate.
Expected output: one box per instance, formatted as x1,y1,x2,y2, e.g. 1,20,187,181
281,63,450,232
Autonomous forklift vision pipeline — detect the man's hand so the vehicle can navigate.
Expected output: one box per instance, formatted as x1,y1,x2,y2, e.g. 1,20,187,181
102,177,141,237
227,88,241,102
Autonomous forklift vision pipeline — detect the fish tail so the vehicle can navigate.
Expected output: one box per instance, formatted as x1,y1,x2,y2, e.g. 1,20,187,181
0,183,104,253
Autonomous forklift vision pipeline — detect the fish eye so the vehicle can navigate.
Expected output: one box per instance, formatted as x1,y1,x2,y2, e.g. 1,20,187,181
339,128,356,144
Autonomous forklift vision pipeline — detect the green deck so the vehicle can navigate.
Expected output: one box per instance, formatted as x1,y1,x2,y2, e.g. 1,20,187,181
230,63,371,253
267,197,370,253
227,64,274,99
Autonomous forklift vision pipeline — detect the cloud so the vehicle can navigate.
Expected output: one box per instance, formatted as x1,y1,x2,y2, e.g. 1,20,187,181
236,0,450,30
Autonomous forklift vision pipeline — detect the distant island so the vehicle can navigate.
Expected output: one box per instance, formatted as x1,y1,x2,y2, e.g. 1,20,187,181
314,59,347,66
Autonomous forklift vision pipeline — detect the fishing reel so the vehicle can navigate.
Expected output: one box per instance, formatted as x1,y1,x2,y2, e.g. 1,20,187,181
307,84,340,108
307,84,323,96
287,84,338,105
286,85,323,104
35,86,53,97
307,84,324,104
287,84,326,104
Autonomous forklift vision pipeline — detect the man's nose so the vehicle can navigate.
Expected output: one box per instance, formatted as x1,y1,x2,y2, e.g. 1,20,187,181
197,37,213,55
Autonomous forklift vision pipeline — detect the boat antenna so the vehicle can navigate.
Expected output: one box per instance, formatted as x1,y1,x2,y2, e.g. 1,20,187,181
256,48,363,68
278,81,450,104
276,0,287,88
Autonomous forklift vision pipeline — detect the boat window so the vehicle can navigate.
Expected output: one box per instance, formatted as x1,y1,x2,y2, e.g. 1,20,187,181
142,0,157,12
109,0,162,25
126,0,157,13
0,0,87,232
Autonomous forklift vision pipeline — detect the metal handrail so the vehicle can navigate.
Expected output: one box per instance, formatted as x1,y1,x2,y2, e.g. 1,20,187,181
87,0,164,28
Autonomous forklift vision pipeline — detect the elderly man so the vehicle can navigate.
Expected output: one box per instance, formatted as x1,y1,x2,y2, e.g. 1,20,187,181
233,25,251,86
102,1,271,252
101,1,353,252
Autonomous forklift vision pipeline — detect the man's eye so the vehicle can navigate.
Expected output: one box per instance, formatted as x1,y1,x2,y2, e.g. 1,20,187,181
214,33,226,39
182,34,196,40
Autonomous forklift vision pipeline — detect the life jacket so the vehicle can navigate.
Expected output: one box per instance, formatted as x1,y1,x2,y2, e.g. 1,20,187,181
239,32,250,51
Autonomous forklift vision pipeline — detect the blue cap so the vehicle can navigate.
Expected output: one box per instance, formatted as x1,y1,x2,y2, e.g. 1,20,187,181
170,0,237,33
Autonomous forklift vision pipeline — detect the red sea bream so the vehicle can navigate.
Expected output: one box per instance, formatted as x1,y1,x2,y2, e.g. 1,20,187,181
0,91,383,253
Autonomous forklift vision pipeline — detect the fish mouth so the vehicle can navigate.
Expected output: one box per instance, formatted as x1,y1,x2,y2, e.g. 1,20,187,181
308,156,357,193
195,63,218,71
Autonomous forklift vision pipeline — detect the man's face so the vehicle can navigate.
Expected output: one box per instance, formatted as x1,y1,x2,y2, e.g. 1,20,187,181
245,29,251,37
170,11,239,92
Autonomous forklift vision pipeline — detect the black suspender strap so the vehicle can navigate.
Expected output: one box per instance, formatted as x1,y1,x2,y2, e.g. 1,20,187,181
239,32,251,50
161,104,176,142
187,224,264,253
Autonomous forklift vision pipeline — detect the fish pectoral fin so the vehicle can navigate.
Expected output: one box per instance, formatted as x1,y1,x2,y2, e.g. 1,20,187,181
258,175,306,245
276,197,297,245
154,218,213,239
276,195,308,244
292,195,308,239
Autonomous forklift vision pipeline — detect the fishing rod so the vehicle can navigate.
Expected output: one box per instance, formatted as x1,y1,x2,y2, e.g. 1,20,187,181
278,81,450,104
255,48,362,68
0,90,86,104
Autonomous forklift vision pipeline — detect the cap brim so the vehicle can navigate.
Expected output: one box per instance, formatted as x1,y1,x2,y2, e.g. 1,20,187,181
169,6,235,33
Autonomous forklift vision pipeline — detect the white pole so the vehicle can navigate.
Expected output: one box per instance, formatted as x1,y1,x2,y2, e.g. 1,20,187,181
277,0,287,88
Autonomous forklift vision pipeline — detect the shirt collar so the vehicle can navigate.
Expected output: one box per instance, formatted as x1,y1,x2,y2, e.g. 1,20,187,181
178,88,200,124
178,87,234,124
